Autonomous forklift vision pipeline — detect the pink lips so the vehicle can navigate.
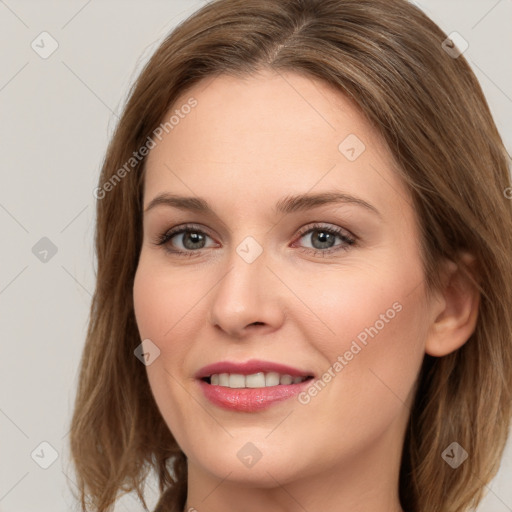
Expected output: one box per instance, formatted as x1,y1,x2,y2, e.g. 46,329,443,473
195,359,315,412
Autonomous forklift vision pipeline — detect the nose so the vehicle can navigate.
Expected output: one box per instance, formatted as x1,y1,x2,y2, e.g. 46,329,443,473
207,246,285,339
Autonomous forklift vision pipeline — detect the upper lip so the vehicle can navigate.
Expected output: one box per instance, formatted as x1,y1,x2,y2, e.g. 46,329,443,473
195,359,315,379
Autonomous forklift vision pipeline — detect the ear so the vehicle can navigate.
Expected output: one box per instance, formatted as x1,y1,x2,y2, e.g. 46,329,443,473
425,252,480,357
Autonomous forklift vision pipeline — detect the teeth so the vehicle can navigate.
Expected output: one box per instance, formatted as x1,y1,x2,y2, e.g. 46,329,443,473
265,371,280,386
229,374,246,388
246,372,266,388
280,374,293,385
207,372,309,388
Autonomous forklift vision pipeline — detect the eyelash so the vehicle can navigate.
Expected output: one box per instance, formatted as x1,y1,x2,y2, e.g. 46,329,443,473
153,222,356,258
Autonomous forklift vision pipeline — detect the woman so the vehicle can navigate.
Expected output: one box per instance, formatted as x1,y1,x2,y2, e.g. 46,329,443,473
68,0,512,511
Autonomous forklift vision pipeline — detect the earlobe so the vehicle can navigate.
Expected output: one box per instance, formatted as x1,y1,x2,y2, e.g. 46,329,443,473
425,253,480,357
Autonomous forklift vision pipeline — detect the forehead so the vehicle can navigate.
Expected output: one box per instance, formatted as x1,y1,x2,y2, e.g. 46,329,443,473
143,70,411,220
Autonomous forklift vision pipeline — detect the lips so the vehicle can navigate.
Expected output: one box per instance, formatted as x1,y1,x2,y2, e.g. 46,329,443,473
195,359,315,380
194,359,316,412
197,377,314,412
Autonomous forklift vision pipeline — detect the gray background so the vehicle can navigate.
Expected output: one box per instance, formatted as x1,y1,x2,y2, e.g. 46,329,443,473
0,1,511,511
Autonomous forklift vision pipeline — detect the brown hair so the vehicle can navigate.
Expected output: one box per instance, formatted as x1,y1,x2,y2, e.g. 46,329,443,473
67,1,512,511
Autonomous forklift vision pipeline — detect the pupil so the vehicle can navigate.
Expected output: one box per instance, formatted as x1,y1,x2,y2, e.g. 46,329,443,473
313,230,334,249
184,232,205,249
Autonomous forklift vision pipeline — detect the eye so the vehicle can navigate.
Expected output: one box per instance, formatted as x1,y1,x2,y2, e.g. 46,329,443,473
153,223,217,257
292,222,356,256
153,222,356,257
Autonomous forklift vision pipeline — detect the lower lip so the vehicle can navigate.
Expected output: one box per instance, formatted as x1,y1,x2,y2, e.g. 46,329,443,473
197,378,314,412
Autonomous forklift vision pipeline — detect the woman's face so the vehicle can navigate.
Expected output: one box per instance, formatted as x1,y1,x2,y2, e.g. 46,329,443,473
133,70,441,502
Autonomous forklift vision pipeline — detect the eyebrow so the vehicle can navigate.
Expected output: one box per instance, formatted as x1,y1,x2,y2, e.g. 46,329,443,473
144,191,380,217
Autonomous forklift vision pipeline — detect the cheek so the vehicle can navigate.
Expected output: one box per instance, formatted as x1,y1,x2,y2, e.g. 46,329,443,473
132,256,209,393
133,259,188,405
133,259,195,439
133,256,198,341
294,258,429,413
291,260,427,356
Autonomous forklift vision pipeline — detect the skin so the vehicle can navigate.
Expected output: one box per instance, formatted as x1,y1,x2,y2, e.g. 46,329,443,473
133,69,480,512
